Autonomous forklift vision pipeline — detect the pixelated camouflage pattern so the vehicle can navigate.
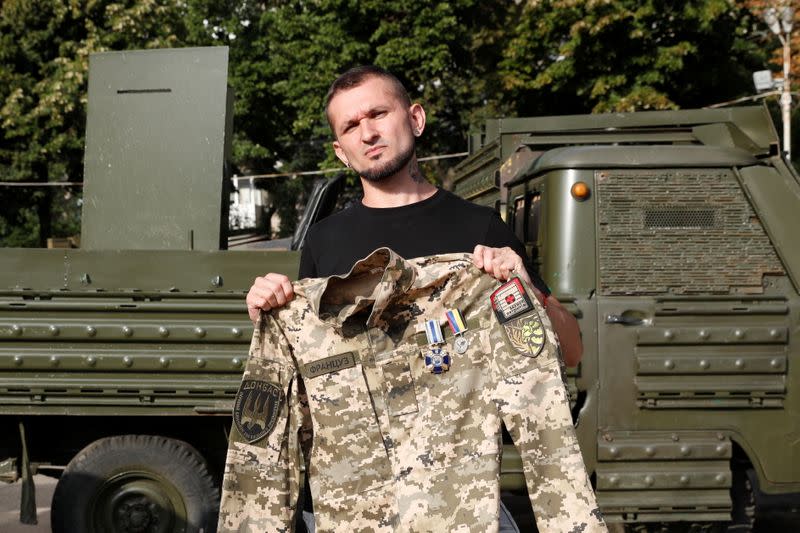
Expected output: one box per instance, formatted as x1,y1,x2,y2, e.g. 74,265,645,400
219,248,607,532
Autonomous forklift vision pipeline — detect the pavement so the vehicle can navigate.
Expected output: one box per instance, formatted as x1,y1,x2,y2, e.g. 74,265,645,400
0,475,55,532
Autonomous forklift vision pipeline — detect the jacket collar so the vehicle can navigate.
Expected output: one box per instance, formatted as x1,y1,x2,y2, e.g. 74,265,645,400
301,248,417,329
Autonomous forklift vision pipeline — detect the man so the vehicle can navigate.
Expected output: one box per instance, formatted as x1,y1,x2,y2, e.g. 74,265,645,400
247,65,582,367
245,66,584,532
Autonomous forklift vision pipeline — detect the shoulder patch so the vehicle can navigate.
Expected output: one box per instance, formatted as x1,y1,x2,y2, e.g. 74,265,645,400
490,277,533,323
233,380,285,443
503,313,545,357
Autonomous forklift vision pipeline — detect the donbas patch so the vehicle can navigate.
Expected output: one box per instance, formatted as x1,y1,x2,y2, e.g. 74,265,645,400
233,380,285,443
503,313,545,358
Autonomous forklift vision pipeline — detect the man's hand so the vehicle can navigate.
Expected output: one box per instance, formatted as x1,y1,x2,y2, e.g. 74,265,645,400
246,273,294,324
471,245,583,367
471,245,532,286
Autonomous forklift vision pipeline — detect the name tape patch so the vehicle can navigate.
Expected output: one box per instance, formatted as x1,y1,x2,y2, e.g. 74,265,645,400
304,351,358,378
233,380,285,443
490,277,533,323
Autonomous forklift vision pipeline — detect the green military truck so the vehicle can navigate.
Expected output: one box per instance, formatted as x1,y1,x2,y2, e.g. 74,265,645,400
0,47,306,533
1,45,798,532
451,106,800,529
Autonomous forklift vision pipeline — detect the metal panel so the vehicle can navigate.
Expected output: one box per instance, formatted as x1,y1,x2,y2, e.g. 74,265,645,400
82,47,231,251
737,164,800,291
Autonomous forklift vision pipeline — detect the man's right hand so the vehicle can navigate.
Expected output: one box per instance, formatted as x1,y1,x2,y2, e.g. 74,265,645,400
246,273,294,324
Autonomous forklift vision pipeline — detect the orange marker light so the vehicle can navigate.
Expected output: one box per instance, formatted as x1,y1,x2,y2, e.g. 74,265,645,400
571,181,590,201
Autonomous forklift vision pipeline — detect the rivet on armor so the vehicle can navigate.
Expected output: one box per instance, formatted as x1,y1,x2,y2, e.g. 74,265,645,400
679,475,689,485
609,446,619,457
698,329,709,340
716,444,727,455
645,446,655,457
13,356,23,366
770,358,781,368
715,474,726,484
680,445,691,456
769,328,780,338
231,357,242,367
196,358,206,368
231,327,242,338
733,329,744,339
159,357,170,368
86,356,97,367
123,356,133,367
644,475,654,486
194,327,206,338
85,325,97,337
699,359,710,369
11,324,22,336
122,326,133,337
671,433,680,442
717,432,725,441
664,359,675,370
49,325,60,336
663,330,674,340
158,326,169,338
735,359,745,369
50,355,59,366
609,476,619,486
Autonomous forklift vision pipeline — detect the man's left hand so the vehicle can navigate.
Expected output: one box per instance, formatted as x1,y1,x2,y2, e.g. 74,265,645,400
471,245,532,287
471,244,583,367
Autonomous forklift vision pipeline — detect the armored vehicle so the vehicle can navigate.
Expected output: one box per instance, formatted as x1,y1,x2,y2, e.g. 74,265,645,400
451,106,800,529
0,47,306,533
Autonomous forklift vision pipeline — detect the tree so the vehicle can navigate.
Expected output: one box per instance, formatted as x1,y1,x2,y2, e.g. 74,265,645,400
0,0,189,247
499,0,767,114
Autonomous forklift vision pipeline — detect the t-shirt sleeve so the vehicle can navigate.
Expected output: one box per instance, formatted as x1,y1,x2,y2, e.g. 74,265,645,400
483,212,550,295
298,233,317,279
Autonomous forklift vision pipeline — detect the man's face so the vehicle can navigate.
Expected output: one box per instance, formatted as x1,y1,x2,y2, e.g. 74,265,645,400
329,76,422,182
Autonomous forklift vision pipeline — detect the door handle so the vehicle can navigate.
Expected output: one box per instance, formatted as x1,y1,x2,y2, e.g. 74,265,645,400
605,314,649,326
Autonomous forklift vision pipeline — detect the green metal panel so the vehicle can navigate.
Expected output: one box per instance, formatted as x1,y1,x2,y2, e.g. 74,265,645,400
81,47,232,251
737,163,800,292
538,169,596,297
0,248,300,292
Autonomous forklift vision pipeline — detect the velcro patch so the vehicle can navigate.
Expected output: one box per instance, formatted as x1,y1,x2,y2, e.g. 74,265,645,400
490,277,533,323
303,351,357,378
503,313,545,358
233,380,285,443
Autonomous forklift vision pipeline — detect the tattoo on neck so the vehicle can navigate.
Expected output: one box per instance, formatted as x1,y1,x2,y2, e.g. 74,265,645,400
409,161,424,183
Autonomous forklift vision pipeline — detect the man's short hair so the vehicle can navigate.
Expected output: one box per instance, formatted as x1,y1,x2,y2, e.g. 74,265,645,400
325,65,411,131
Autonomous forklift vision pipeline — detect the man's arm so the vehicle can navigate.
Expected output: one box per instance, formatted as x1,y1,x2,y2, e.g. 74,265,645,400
472,245,583,367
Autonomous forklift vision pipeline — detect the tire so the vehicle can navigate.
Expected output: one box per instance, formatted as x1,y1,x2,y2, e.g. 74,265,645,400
51,435,219,533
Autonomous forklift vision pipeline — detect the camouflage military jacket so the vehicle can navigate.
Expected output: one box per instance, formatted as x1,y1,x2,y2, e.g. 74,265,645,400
219,248,606,533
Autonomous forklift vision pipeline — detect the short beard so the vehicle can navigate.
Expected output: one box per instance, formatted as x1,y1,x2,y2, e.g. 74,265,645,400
355,140,416,183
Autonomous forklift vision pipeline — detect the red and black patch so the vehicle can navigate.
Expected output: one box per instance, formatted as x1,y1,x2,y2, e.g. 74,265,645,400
233,380,285,443
490,277,533,324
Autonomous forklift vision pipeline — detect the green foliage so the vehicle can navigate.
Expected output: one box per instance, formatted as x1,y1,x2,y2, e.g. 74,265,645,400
0,0,773,246
499,0,765,114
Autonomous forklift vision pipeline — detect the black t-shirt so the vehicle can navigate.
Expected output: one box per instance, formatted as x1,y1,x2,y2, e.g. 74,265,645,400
298,188,549,294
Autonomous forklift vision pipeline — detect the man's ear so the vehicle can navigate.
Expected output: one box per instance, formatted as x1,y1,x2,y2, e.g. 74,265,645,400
409,103,426,137
333,140,349,167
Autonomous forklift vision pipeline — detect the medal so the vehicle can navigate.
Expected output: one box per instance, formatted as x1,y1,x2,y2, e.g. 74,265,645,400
423,319,450,374
445,309,470,354
424,346,451,374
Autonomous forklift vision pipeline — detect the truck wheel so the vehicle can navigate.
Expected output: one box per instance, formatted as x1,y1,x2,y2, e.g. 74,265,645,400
51,435,219,533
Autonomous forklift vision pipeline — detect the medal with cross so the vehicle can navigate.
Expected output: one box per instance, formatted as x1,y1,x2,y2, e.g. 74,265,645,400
423,319,451,374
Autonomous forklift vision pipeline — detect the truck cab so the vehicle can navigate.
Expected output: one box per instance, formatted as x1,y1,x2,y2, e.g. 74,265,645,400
452,106,800,528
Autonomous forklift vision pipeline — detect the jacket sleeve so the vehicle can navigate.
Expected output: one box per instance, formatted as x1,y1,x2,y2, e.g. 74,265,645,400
217,313,306,533
490,280,607,532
